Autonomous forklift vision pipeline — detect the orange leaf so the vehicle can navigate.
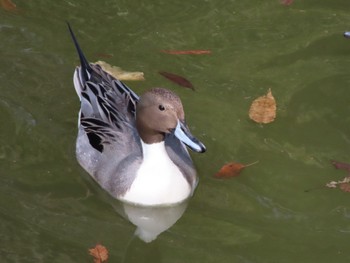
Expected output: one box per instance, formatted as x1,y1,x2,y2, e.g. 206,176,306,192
89,244,108,263
214,161,258,178
160,50,211,55
249,88,276,124
215,162,245,178
0,0,16,12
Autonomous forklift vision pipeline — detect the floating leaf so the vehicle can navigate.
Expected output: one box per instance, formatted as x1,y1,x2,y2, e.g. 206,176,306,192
214,161,258,178
331,160,350,172
0,0,17,12
160,50,211,55
249,88,276,124
159,71,194,90
89,244,108,263
95,61,144,81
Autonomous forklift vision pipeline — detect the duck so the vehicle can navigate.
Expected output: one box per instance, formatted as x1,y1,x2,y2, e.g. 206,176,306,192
67,23,206,206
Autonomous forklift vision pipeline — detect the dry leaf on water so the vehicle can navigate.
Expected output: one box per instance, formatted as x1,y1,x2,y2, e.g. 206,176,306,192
0,0,17,12
249,88,276,124
214,161,258,178
95,61,144,81
89,244,108,263
159,71,195,91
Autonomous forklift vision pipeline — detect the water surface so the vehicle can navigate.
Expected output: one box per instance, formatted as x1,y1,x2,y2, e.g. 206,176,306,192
1,1,350,262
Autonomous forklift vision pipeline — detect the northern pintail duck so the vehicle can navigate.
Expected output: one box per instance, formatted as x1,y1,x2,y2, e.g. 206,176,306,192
67,24,206,206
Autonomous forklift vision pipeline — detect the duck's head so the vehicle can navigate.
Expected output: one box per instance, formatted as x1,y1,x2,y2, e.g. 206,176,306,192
136,88,206,153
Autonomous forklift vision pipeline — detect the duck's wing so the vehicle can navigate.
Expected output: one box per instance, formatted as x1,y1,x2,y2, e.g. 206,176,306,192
77,67,140,153
68,22,140,153
68,23,143,196
74,66,143,197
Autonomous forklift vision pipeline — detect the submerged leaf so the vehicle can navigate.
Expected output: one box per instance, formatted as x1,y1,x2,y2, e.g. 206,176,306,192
331,160,350,172
160,50,211,55
95,53,114,59
89,244,108,263
95,61,144,81
249,88,276,124
159,71,194,90
214,161,258,178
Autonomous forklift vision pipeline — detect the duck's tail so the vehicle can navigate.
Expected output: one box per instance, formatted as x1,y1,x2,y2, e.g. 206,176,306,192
67,22,92,83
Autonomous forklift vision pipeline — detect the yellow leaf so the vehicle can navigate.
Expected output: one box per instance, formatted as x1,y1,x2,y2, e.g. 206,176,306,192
95,61,145,81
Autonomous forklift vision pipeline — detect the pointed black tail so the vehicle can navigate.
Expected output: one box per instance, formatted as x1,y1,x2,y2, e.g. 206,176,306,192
67,22,92,82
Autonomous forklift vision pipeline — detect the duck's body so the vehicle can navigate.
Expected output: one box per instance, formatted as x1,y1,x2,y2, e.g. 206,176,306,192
68,24,205,206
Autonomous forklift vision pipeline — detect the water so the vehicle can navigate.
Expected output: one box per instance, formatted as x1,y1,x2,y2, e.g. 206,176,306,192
1,0,350,262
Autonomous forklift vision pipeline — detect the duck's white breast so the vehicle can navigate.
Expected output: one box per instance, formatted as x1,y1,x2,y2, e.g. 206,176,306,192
121,141,191,206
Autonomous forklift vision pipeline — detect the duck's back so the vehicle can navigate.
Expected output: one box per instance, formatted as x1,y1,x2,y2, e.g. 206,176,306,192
75,63,145,194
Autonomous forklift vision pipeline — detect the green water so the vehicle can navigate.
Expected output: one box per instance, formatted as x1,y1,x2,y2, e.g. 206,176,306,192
1,0,350,262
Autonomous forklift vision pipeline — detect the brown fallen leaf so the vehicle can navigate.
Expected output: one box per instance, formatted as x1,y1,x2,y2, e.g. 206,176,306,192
159,71,194,90
0,0,17,12
95,61,144,81
249,88,276,124
214,161,258,178
89,244,108,263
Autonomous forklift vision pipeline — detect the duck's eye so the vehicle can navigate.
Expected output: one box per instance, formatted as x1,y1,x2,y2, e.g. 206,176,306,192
158,105,165,111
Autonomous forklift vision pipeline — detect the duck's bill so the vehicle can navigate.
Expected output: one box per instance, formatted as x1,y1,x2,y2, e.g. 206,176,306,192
174,120,206,153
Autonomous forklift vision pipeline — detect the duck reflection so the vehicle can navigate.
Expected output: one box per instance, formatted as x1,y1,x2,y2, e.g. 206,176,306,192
113,200,188,243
